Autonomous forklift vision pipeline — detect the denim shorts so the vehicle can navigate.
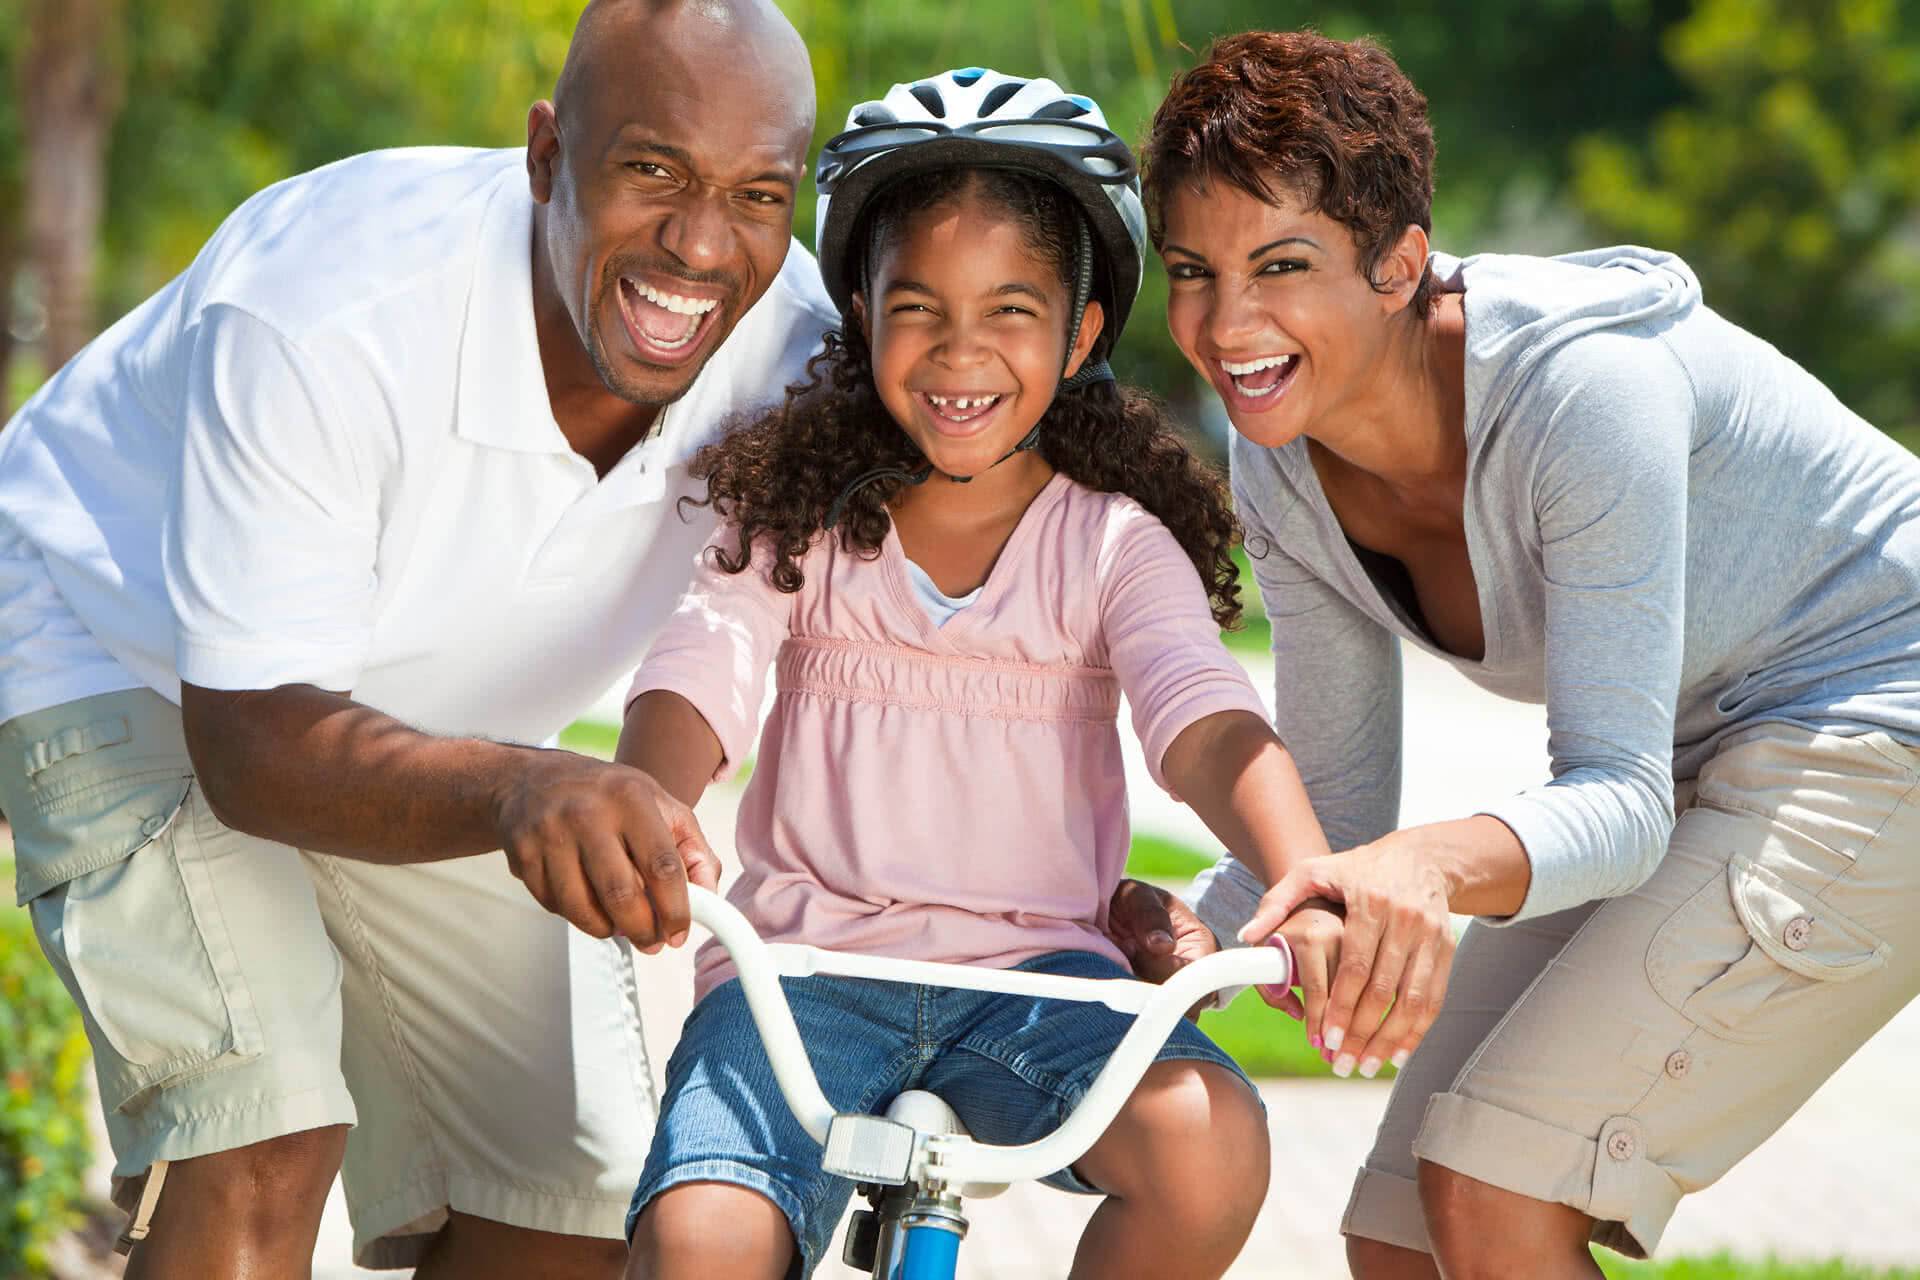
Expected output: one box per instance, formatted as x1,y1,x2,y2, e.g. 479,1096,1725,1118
627,948,1255,1277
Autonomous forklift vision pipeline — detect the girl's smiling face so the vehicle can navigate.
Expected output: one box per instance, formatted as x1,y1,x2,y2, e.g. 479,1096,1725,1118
855,182,1103,481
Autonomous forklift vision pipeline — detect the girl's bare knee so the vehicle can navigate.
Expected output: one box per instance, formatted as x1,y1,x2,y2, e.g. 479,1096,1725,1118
1083,1061,1269,1226
628,1183,793,1280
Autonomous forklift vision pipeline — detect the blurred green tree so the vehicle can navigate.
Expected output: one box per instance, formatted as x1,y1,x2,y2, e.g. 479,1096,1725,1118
781,0,1690,419
1572,0,1920,427
0,14,23,406
33,0,1919,437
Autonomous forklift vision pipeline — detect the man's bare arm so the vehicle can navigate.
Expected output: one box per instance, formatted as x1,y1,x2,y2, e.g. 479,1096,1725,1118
181,681,712,947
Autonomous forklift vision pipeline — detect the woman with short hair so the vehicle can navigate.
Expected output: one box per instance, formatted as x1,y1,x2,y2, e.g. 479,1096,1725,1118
1136,29,1920,1278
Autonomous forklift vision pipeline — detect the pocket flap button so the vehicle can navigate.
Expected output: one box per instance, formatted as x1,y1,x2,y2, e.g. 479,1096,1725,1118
140,815,168,837
1606,1130,1636,1161
1782,916,1814,951
1664,1050,1691,1079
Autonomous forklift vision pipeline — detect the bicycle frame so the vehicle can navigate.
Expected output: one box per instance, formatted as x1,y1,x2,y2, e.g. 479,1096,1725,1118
684,884,1294,1277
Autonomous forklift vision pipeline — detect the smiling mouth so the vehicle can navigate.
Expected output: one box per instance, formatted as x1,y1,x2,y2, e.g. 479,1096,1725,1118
1218,354,1299,401
917,392,1007,428
616,276,723,361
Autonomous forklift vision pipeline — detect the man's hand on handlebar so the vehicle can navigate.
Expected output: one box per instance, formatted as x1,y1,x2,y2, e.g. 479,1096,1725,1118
494,750,719,952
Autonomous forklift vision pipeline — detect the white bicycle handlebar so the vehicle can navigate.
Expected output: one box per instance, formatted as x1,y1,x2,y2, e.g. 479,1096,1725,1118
686,884,1293,1188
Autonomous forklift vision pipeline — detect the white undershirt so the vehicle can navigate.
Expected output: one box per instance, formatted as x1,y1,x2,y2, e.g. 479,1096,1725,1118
903,558,981,627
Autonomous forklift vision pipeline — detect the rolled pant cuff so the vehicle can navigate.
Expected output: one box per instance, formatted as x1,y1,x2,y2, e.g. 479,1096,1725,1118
1341,1164,1432,1254
109,1082,358,1188
1412,1092,1680,1259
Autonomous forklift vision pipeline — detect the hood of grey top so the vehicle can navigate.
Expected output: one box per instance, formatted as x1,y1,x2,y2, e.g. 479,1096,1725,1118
1431,246,1702,437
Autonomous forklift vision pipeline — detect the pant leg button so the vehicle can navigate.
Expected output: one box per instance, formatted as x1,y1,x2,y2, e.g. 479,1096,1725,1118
1606,1130,1637,1161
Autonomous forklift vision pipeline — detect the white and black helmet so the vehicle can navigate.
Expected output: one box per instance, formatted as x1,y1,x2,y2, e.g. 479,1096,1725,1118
815,68,1149,363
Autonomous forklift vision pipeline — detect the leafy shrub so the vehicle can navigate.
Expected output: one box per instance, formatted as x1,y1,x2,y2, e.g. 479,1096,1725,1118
0,878,94,1277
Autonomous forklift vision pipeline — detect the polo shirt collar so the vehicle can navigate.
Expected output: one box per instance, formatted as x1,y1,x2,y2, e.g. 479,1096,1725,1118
450,169,698,507
453,170,575,456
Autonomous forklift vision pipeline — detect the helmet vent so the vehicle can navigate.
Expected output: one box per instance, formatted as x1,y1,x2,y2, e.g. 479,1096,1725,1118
1032,99,1090,120
950,67,986,86
852,103,896,126
978,81,1027,115
908,83,947,118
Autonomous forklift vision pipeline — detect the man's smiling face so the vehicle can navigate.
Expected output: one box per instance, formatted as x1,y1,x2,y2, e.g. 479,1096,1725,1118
528,0,815,408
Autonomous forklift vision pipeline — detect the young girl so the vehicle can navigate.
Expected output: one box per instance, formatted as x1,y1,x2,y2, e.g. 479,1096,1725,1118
619,70,1331,1280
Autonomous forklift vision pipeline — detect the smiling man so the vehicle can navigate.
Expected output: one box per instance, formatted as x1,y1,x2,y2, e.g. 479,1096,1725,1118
0,2,830,1277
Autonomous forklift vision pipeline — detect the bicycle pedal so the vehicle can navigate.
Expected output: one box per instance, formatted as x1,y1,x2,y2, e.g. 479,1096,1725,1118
822,1113,916,1184
842,1208,880,1271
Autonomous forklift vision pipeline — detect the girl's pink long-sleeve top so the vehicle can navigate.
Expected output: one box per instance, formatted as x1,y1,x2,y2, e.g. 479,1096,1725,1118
628,474,1268,997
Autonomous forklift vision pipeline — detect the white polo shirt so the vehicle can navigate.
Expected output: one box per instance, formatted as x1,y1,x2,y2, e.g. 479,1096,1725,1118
0,146,836,744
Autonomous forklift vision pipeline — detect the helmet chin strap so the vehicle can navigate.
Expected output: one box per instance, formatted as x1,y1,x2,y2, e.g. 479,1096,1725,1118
826,215,1109,530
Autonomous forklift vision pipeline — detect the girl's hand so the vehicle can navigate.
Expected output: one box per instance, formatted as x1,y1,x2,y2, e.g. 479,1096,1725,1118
1253,898,1344,1045
1239,843,1456,1078
1106,878,1220,983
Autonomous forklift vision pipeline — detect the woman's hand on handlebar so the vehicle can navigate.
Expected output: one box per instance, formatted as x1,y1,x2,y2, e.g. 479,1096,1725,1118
1240,840,1456,1078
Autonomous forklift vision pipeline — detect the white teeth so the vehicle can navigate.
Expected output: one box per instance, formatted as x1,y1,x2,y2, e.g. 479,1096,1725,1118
632,280,719,316
927,394,1002,412
1219,354,1296,376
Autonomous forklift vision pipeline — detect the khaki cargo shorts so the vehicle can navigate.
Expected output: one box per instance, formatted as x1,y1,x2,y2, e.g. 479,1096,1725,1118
1343,721,1920,1258
1,689,659,1268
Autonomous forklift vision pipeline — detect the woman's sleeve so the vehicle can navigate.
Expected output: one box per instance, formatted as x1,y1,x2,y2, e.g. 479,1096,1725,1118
1475,335,1692,923
1097,508,1268,793
626,529,792,781
1184,466,1403,945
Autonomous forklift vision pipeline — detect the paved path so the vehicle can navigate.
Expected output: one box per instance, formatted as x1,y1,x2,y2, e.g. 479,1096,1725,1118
64,646,1920,1275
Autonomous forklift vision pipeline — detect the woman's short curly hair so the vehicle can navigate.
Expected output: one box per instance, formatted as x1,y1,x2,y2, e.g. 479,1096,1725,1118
1141,30,1437,312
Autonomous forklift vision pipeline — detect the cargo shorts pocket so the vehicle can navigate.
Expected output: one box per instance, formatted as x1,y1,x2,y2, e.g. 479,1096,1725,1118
39,783,267,1114
1646,846,1888,1046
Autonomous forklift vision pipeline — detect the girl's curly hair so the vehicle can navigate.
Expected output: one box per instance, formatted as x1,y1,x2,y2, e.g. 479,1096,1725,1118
688,167,1244,628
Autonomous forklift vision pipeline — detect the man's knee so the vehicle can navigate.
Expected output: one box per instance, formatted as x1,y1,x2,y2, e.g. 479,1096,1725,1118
135,1124,346,1264
1417,1159,1593,1278
1346,1233,1440,1280
424,1211,628,1280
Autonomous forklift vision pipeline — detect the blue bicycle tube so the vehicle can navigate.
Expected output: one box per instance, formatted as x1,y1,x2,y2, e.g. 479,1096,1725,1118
899,1223,961,1280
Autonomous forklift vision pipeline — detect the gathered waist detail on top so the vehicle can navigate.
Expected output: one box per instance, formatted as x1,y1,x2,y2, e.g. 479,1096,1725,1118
775,636,1119,724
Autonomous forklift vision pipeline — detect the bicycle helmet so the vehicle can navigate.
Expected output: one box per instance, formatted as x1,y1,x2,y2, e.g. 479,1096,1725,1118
815,68,1148,373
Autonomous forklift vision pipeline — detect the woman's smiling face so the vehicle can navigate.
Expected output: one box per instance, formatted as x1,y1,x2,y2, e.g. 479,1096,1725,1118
1160,179,1400,449
857,184,1100,481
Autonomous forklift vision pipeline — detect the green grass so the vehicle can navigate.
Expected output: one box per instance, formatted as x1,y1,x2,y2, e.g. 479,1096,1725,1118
1220,545,1272,656
1596,1254,1920,1280
1122,832,1218,881
558,719,621,759
1198,985,1394,1080
558,719,754,782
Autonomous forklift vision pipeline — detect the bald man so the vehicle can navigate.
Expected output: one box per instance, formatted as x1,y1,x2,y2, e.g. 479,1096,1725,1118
0,3,831,1275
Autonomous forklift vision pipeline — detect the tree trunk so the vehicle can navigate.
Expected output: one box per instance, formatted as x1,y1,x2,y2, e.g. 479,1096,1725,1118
22,0,124,370
0,210,17,418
